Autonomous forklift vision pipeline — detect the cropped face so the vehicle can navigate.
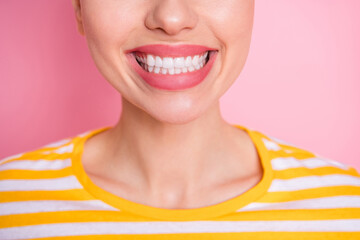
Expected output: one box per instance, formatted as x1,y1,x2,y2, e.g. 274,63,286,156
72,0,254,124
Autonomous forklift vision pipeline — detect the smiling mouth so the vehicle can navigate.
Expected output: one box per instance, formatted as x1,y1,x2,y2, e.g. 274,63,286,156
134,50,213,75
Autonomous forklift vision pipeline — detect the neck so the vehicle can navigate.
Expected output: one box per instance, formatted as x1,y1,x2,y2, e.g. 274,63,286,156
96,98,253,204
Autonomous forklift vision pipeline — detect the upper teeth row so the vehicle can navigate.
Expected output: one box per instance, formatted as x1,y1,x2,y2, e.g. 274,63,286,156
135,51,209,69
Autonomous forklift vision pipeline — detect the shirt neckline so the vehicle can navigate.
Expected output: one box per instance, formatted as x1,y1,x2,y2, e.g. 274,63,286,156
71,124,273,221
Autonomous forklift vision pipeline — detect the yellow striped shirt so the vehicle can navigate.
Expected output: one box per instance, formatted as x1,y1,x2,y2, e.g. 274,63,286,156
1,124,360,239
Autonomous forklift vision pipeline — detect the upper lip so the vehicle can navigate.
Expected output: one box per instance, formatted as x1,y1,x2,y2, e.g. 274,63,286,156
125,44,217,57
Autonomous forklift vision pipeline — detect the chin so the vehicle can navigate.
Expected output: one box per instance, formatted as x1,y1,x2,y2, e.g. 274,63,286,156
148,103,206,125
156,114,199,125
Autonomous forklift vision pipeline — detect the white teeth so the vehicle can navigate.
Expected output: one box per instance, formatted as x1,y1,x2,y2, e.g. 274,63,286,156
162,57,174,69
147,55,155,67
174,68,182,74
192,55,199,66
135,51,211,75
185,56,192,67
174,57,185,68
155,56,162,67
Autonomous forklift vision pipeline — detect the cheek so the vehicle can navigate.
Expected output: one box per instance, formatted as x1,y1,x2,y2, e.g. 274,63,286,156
204,1,254,87
206,0,254,45
81,1,139,52
79,1,145,91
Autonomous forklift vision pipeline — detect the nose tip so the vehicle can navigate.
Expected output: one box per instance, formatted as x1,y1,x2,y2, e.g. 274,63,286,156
145,0,198,36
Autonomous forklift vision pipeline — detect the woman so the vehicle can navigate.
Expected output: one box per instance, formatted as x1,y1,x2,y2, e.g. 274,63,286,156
1,0,359,239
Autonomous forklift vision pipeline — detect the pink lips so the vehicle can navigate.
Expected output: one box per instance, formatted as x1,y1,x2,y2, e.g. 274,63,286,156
125,44,218,91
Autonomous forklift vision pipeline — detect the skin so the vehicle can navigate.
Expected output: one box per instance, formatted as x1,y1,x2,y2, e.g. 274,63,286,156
71,0,262,209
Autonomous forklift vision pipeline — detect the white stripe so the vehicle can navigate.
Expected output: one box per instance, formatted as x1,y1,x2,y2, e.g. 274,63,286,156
0,158,72,171
0,153,24,164
262,138,282,151
77,130,92,138
271,157,349,171
268,174,360,192
266,135,302,148
238,196,360,211
53,144,74,154
0,175,83,192
0,200,119,216
41,144,74,155
0,142,73,166
1,220,359,239
41,139,71,148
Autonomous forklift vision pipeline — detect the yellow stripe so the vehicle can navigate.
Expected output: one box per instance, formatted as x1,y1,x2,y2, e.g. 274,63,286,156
259,186,360,202
0,168,73,180
30,232,360,240
0,190,95,203
216,208,360,221
257,133,317,157
1,142,76,164
279,146,315,156
273,167,360,179
268,149,316,160
1,209,360,228
22,139,77,154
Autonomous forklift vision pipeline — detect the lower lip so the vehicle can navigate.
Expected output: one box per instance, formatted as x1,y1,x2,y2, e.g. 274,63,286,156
126,51,217,91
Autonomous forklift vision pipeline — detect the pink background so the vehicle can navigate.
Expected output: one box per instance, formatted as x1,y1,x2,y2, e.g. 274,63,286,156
1,1,359,170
